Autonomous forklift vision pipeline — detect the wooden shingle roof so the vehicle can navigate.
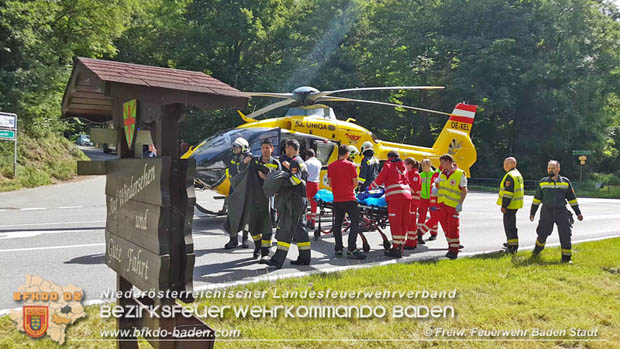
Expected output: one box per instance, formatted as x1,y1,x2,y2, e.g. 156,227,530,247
62,57,249,122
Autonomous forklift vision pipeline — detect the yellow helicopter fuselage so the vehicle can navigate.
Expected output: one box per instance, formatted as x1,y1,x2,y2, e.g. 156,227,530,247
184,103,478,197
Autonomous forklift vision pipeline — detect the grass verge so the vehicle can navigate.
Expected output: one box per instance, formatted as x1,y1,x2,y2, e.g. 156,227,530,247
0,134,88,192
1,238,619,348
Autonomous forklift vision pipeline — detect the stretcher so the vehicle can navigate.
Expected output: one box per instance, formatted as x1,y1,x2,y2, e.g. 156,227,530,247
312,189,392,252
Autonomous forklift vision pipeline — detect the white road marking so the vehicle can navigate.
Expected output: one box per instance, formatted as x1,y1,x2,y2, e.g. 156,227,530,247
0,220,105,228
0,242,104,253
19,208,46,211
0,229,100,240
58,206,84,209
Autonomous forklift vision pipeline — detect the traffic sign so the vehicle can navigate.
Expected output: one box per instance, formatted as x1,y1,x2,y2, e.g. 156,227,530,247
572,150,592,156
0,112,16,129
0,129,15,140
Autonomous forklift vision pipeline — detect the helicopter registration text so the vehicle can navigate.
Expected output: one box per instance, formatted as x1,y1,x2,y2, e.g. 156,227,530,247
450,121,470,132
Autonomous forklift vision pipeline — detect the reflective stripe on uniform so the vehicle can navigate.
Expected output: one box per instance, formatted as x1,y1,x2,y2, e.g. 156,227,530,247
507,239,519,246
251,234,261,241
437,169,465,208
277,241,290,250
568,199,578,206
386,190,410,197
261,240,272,247
532,198,541,205
561,248,571,256
297,241,311,250
535,239,545,247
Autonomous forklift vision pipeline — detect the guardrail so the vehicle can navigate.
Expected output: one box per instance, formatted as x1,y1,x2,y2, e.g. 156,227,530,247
469,178,539,190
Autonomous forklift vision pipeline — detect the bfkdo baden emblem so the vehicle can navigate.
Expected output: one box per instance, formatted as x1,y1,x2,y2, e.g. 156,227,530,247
23,305,48,338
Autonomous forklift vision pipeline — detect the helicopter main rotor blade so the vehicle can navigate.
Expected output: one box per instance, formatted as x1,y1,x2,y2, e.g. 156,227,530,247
316,96,452,117
309,86,444,102
244,92,294,99
247,99,296,118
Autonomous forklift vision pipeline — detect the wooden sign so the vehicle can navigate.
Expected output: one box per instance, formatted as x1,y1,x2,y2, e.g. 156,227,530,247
105,158,171,208
105,230,171,292
106,199,170,255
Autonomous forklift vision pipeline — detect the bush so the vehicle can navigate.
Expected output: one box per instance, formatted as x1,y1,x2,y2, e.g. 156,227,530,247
0,133,88,191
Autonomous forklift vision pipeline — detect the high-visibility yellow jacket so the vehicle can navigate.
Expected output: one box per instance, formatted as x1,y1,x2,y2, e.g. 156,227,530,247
497,169,524,209
437,169,465,208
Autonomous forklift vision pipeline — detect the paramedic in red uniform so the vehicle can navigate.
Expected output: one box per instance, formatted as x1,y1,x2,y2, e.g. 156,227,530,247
436,154,468,259
418,159,441,240
369,151,411,258
305,149,322,230
404,158,423,250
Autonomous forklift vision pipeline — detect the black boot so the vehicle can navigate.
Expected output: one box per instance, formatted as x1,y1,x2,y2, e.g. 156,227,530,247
253,246,260,259
417,231,426,245
427,235,437,241
384,246,402,258
532,245,544,257
241,231,249,248
292,250,311,265
445,251,458,260
224,235,238,249
506,246,518,255
561,255,573,264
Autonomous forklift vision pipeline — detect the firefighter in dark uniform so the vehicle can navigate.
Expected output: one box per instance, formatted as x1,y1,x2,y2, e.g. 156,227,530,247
358,141,380,192
530,160,583,264
224,137,253,249
497,157,524,254
266,139,311,269
253,138,281,261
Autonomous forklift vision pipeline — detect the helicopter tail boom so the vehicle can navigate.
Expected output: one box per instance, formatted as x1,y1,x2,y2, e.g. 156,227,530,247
430,103,478,176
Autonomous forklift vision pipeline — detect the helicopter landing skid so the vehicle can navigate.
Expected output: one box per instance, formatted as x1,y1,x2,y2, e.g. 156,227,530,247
195,203,227,217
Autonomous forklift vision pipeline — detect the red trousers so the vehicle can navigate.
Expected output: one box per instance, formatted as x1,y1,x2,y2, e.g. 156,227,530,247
417,198,430,232
424,204,440,237
405,199,419,247
388,198,410,248
306,181,319,224
439,203,460,254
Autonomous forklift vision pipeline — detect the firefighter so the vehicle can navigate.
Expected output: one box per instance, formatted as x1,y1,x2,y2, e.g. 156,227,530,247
358,141,380,192
530,160,583,264
266,139,311,269
418,159,441,240
253,138,281,261
404,158,423,250
497,157,524,254
369,151,411,258
436,154,468,259
347,145,359,163
224,137,253,249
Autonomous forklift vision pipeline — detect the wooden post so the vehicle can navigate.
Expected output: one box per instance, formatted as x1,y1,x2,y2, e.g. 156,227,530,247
117,276,138,349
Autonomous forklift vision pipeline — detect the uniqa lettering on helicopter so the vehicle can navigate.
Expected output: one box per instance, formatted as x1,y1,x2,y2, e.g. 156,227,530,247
295,120,336,131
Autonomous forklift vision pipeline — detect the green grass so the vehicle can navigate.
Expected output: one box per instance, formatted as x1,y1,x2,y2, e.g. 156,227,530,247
1,238,619,348
0,134,88,192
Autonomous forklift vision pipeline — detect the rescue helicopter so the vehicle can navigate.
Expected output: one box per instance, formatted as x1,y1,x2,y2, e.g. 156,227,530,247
182,86,478,211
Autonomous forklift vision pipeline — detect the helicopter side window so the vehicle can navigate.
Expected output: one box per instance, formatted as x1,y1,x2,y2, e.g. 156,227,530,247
314,141,335,167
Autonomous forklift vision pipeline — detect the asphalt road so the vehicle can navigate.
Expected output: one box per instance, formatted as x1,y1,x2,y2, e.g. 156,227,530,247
1,149,619,311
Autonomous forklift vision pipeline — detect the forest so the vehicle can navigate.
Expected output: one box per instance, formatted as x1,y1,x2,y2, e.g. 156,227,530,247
1,0,618,180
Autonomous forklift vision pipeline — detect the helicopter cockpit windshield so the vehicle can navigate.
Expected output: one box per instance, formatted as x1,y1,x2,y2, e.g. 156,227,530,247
285,105,336,120
190,127,280,188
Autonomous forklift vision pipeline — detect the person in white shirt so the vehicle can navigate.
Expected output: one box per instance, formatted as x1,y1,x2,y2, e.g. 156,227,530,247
305,149,322,230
